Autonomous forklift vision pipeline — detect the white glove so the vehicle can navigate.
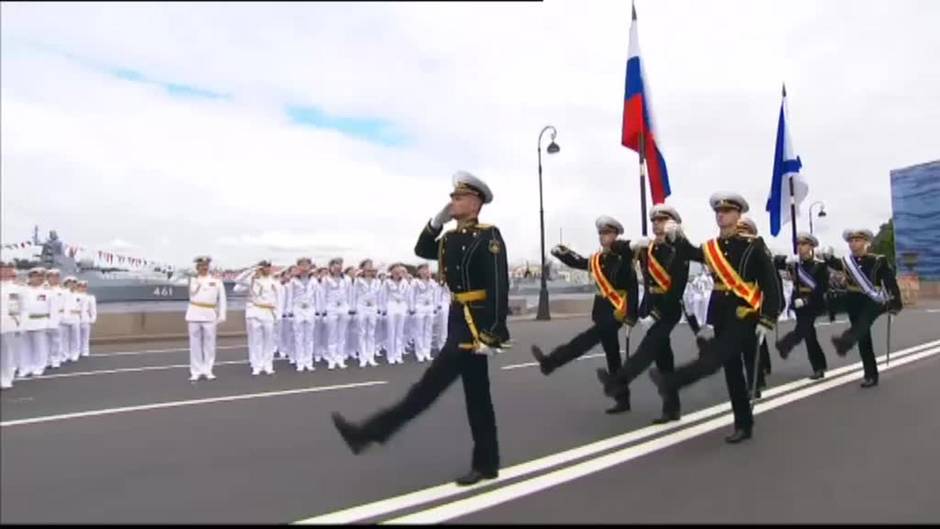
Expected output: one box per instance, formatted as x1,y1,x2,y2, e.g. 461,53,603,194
629,237,651,251
819,246,834,259
664,220,680,242
430,203,453,229
550,244,568,257
786,255,800,265
755,324,771,343
696,324,715,341
475,344,496,356
638,315,655,330
793,298,806,309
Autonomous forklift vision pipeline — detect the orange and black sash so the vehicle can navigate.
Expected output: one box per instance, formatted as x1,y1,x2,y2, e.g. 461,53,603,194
590,252,628,320
703,239,762,316
647,244,672,292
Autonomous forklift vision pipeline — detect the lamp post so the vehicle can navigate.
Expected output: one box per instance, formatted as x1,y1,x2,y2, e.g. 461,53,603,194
537,125,560,321
809,201,827,234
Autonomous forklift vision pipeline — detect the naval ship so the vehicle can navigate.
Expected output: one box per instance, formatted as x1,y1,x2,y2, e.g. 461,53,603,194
10,228,238,303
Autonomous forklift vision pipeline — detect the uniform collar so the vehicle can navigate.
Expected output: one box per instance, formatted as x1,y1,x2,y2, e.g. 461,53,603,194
456,217,478,230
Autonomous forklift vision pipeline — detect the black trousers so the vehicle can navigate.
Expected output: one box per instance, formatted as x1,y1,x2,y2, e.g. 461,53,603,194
543,317,630,405
778,307,827,372
359,304,499,473
743,335,769,392
609,316,680,416
841,295,884,382
664,311,755,431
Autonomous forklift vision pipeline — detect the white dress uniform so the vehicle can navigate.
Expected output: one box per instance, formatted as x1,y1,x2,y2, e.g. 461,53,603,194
374,277,388,356
345,276,360,360
1,279,22,389
382,277,412,364
411,278,437,362
61,288,83,362
272,279,286,358
46,284,68,368
79,289,96,357
278,279,294,362
432,283,451,351
238,274,280,375
314,277,329,363
354,277,382,367
185,274,227,380
21,284,53,377
403,277,417,354
288,274,319,371
322,274,351,369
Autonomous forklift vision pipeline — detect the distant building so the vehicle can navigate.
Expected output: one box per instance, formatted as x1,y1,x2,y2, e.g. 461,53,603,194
890,160,940,301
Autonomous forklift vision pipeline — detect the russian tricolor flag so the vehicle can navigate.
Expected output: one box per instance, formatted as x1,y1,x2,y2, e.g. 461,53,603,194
622,4,670,205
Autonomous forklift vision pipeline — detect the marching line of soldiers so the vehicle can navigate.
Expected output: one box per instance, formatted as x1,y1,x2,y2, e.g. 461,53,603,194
185,255,454,381
0,262,98,390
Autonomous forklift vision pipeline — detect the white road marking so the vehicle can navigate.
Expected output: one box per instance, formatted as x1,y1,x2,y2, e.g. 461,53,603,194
18,358,281,381
90,345,243,357
0,380,388,428
385,344,940,524
294,338,940,524
926,309,940,313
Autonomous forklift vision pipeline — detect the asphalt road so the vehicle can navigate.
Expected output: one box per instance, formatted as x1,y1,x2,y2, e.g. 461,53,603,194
2,308,939,523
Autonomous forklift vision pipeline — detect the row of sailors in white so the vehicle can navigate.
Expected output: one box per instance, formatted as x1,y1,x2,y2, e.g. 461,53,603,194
184,255,452,381
0,264,98,390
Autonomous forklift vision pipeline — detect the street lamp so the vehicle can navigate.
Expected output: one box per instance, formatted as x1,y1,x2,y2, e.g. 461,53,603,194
809,201,827,234
537,125,560,321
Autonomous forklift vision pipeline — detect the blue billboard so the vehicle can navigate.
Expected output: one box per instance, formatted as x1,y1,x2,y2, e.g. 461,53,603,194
890,161,940,280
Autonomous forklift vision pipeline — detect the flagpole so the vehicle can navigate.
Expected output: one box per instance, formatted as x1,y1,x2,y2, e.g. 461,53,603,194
639,127,649,236
784,83,798,254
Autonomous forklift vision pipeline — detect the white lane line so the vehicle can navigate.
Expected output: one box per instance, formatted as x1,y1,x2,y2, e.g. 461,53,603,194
90,345,243,358
294,338,940,524
501,352,605,371
0,380,388,428
386,344,940,524
927,309,940,313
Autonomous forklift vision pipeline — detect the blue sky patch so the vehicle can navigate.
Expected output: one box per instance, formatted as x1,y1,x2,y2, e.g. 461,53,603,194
285,105,407,147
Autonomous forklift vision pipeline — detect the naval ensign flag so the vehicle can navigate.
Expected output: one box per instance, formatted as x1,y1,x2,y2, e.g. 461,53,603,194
766,84,807,249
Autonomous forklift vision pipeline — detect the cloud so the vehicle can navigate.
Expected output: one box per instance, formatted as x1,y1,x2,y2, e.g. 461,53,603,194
103,238,139,250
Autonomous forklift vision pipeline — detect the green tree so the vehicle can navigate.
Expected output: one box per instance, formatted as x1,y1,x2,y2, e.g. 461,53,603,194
872,218,895,264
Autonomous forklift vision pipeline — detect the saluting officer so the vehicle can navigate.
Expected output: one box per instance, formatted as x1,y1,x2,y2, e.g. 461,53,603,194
332,171,510,486
530,215,639,414
185,256,227,381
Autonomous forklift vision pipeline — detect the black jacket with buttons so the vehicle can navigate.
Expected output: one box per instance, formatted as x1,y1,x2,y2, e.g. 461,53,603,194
553,240,639,326
415,219,510,347
774,256,829,315
823,253,902,313
637,240,691,323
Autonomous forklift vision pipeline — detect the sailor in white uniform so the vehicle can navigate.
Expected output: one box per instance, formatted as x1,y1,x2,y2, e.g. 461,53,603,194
375,270,389,357
21,267,52,377
44,269,68,368
411,264,438,362
382,264,412,364
237,260,280,375
272,267,287,360
1,261,22,389
278,267,295,363
288,257,318,372
323,258,351,369
432,275,451,353
354,259,382,367
77,280,96,357
185,256,227,381
314,267,330,363
344,266,361,362
60,277,83,362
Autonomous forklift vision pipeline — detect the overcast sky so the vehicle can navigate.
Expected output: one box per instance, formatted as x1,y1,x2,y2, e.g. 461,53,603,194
2,0,938,270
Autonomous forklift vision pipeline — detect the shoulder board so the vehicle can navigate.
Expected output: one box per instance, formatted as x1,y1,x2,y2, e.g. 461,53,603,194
475,223,494,230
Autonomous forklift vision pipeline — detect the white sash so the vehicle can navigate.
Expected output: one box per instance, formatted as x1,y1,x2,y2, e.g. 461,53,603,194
843,256,887,304
796,264,818,290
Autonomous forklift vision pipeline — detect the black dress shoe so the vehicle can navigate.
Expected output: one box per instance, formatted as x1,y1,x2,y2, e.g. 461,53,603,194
651,413,680,425
831,335,852,357
724,429,752,444
596,368,621,398
776,339,792,360
860,378,879,388
332,412,371,455
809,370,825,380
530,345,553,376
455,468,499,486
605,400,631,414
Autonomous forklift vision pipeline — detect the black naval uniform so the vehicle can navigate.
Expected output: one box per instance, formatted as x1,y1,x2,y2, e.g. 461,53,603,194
823,253,901,384
655,233,781,437
601,238,690,421
774,255,830,376
336,218,509,478
538,240,639,410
